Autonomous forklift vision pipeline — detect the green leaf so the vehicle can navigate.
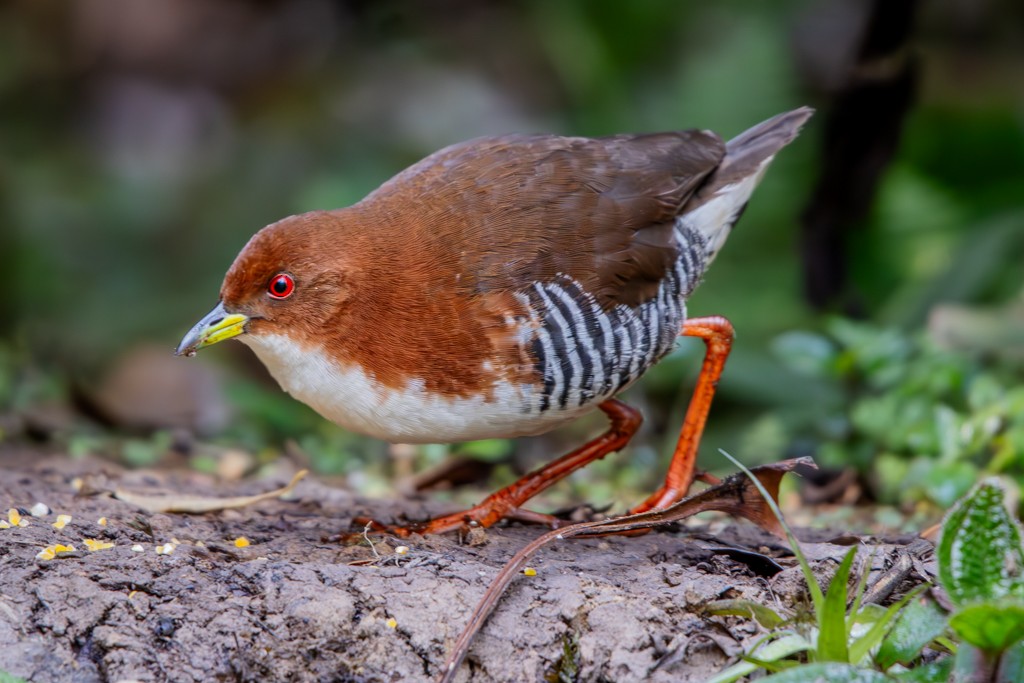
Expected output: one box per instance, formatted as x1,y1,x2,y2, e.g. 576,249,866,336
818,547,857,662
759,662,891,683
952,643,993,682
0,671,30,683
704,598,786,629
923,461,978,510
949,602,1024,654
849,586,928,665
937,479,1024,606
891,657,953,682
876,594,949,669
998,639,1024,683
932,404,962,461
967,374,1004,412
771,331,838,377
873,453,911,506
706,633,812,683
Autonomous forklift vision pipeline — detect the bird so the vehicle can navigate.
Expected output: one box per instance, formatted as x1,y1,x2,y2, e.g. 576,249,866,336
177,107,813,536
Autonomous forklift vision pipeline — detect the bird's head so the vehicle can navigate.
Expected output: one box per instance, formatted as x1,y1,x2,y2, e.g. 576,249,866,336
176,212,355,357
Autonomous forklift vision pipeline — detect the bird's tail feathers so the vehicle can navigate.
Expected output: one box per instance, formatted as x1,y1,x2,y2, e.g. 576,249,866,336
679,107,814,265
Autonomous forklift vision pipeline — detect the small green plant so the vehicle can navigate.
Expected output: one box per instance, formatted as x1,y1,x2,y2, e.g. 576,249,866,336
707,452,936,683
711,473,1024,682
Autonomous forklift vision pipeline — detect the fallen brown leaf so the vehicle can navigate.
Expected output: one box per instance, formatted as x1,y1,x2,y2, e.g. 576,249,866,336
113,469,308,513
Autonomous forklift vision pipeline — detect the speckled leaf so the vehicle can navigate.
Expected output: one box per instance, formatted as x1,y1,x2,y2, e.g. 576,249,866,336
937,479,1024,606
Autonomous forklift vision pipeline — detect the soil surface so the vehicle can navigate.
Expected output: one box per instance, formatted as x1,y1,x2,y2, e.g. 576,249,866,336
0,448,933,683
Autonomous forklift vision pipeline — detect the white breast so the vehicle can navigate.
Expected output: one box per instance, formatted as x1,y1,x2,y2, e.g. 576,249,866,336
240,333,595,444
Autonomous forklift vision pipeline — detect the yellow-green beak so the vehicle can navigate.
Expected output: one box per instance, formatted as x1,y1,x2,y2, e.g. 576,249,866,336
175,302,249,357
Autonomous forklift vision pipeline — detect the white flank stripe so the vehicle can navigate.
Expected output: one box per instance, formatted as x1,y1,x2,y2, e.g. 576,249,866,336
613,315,631,381
536,282,582,407
531,292,563,413
592,297,615,394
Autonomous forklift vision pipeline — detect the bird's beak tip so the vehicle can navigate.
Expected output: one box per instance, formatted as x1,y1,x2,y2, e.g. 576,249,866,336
176,302,249,358
174,343,198,358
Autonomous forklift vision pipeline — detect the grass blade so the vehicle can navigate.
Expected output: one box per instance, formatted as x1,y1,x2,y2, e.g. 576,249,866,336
818,547,857,662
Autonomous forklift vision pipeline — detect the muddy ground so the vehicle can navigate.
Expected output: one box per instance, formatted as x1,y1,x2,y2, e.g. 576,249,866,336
0,448,932,683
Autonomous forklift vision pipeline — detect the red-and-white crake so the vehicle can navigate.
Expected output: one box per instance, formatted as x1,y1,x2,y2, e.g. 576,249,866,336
177,107,813,536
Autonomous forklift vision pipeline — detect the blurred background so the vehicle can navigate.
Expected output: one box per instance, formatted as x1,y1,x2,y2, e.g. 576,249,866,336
1,0,1022,526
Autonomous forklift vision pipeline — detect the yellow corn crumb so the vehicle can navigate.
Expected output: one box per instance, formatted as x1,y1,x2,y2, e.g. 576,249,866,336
385,618,398,629
8,509,27,527
395,545,409,555
234,537,250,548
52,514,72,530
131,544,145,553
36,544,76,560
155,543,175,555
0,521,9,529
522,567,537,576
71,477,83,492
97,517,108,526
83,538,114,552
128,590,138,600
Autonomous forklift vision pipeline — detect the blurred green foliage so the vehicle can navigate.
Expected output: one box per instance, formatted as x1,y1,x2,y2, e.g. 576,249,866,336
772,319,1024,509
0,1,1022,517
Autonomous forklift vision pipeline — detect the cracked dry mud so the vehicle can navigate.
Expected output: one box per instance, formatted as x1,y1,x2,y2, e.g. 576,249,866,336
0,450,928,682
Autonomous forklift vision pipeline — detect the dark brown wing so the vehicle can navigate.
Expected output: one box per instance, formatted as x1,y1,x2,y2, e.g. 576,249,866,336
364,131,726,309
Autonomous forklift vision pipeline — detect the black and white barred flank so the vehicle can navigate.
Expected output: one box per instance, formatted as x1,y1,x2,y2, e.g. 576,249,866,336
521,222,709,414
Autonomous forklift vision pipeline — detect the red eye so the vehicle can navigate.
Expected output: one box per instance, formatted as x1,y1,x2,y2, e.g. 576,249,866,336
268,273,295,299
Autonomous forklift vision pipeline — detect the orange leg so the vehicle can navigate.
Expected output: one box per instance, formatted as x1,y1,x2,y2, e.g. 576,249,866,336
356,399,642,537
630,315,735,513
